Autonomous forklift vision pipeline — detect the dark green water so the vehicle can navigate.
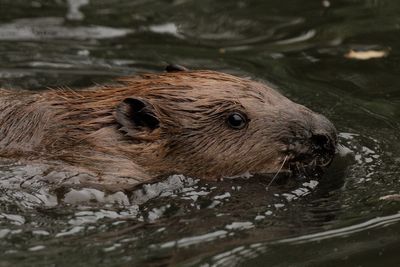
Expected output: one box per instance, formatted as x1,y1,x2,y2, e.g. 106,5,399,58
0,0,399,266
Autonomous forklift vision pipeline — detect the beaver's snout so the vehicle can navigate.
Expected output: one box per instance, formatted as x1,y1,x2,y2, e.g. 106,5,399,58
310,133,336,164
283,112,337,176
310,113,337,158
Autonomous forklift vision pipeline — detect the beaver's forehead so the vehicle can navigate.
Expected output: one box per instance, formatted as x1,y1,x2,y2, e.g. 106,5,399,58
172,72,292,104
153,81,287,107
119,70,290,106
138,73,266,96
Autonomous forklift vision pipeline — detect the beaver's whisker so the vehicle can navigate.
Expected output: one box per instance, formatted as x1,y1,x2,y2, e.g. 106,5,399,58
266,155,288,191
295,162,303,176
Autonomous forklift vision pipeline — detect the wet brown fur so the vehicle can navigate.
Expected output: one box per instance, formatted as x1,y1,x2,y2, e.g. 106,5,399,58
0,71,334,188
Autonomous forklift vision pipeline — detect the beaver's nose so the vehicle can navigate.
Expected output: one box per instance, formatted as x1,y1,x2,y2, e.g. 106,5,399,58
310,133,335,154
309,113,337,155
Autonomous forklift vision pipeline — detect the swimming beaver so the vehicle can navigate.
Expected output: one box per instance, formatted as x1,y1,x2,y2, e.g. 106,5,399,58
0,67,337,189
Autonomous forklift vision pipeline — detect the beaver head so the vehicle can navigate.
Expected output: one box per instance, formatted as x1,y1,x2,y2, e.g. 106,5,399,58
102,70,337,181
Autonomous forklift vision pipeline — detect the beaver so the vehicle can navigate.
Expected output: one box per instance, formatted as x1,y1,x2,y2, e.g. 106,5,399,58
0,66,337,189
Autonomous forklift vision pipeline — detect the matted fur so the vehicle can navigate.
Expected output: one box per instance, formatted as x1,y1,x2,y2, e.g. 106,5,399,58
0,71,336,188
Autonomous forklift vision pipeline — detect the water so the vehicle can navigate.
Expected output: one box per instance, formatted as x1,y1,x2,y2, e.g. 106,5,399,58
0,0,399,266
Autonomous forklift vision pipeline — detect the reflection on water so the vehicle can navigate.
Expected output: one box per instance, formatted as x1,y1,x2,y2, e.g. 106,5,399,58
0,17,132,41
66,0,89,21
0,0,400,266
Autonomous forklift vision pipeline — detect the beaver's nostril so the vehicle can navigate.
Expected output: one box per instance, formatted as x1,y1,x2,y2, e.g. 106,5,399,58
311,134,333,152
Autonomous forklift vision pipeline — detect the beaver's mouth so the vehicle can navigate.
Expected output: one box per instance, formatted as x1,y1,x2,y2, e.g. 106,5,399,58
282,137,336,180
284,152,335,180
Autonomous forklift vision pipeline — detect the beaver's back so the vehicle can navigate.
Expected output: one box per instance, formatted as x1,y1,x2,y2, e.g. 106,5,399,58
0,90,55,154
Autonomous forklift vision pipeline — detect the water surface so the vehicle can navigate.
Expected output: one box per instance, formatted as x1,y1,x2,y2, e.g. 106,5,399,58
0,0,399,266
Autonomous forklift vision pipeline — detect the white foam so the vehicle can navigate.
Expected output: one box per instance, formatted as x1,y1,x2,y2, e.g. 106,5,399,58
158,230,228,248
214,192,231,200
28,245,45,252
225,222,254,230
55,226,84,237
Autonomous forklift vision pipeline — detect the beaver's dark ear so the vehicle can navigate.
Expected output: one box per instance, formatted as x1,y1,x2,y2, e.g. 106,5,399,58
115,98,160,133
165,64,188,72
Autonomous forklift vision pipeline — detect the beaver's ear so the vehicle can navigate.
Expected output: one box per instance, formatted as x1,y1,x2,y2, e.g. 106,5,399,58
115,98,160,133
165,64,188,72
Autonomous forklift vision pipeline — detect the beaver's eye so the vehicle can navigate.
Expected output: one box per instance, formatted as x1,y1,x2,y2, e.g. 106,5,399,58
227,112,247,130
